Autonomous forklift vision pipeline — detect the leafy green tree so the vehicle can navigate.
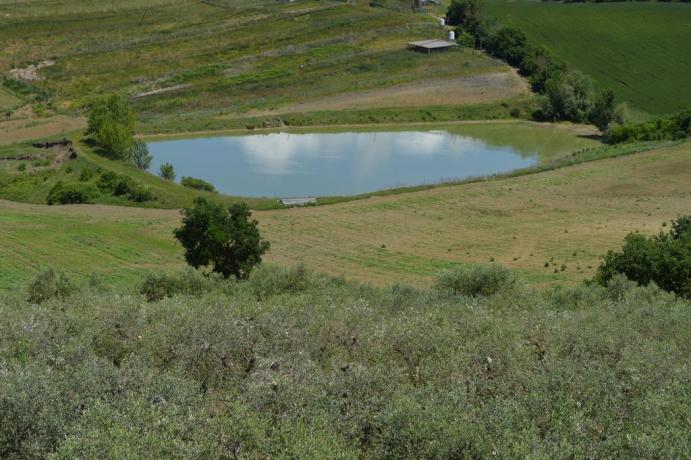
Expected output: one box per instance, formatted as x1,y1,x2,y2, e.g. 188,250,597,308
87,95,135,160
159,162,175,181
541,70,594,123
486,27,528,67
589,89,616,131
173,198,270,279
595,215,691,298
131,140,153,170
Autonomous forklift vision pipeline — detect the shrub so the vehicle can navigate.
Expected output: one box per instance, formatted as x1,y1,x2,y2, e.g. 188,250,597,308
174,198,270,279
434,264,517,297
139,269,209,302
16,163,26,171
126,185,155,202
159,162,175,180
249,263,311,300
181,176,215,192
96,171,153,202
595,215,691,298
608,109,691,144
131,140,152,170
26,268,77,303
46,181,99,205
79,168,94,181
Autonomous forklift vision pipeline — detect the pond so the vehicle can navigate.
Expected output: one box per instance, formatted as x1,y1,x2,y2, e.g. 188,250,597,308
147,123,595,197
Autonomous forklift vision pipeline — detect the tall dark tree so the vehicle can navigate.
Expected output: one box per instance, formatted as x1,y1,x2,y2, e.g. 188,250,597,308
589,89,616,132
173,198,270,279
447,0,483,33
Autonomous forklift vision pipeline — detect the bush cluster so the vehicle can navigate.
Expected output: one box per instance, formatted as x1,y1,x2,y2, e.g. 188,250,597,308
25,268,77,303
434,264,517,297
97,171,155,202
138,269,225,302
1,265,688,457
181,176,215,192
595,215,691,298
46,181,99,205
608,109,691,144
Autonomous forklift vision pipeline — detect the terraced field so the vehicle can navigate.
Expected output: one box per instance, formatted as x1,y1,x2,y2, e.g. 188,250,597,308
2,141,689,289
486,1,691,117
0,0,527,134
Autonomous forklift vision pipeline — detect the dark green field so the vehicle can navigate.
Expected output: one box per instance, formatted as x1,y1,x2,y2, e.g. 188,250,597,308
486,1,691,117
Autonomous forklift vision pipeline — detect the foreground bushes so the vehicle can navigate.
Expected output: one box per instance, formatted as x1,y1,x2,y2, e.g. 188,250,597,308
2,266,688,457
434,264,516,297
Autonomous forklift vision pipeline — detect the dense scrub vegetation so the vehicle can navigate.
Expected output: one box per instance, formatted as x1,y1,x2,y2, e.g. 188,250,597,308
595,215,691,298
181,176,216,192
1,265,689,457
608,109,691,144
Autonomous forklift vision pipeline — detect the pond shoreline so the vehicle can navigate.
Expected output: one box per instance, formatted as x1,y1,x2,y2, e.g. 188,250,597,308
138,119,599,143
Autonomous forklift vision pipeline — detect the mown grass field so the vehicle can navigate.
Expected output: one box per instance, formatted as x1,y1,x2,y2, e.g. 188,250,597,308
0,0,530,136
1,141,689,290
485,1,691,117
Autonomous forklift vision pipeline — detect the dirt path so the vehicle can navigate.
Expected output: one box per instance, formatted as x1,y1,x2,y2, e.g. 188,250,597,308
241,70,529,118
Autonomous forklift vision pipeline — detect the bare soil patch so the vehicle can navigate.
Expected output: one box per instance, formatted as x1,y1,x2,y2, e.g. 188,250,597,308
243,70,529,118
9,60,55,81
0,115,86,144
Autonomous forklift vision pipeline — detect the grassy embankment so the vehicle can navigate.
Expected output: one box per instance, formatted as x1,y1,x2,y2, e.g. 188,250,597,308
1,140,689,290
485,0,691,118
0,0,531,139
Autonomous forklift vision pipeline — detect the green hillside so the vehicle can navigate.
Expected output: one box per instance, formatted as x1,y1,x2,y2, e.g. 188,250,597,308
485,1,691,117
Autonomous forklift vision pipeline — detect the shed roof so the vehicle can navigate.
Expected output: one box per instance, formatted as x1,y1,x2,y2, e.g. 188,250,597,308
408,39,457,50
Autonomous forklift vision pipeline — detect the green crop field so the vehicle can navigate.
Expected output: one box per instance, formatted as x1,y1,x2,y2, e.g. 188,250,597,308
1,140,689,290
485,1,691,117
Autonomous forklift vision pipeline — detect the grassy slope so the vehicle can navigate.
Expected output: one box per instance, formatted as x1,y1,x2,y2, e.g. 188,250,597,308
1,141,689,290
485,1,691,117
0,133,283,209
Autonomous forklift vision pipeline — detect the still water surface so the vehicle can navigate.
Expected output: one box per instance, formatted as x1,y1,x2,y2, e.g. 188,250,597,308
147,130,539,197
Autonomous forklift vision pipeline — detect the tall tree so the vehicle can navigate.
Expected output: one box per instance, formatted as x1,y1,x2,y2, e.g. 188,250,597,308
87,94,136,160
173,198,270,279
